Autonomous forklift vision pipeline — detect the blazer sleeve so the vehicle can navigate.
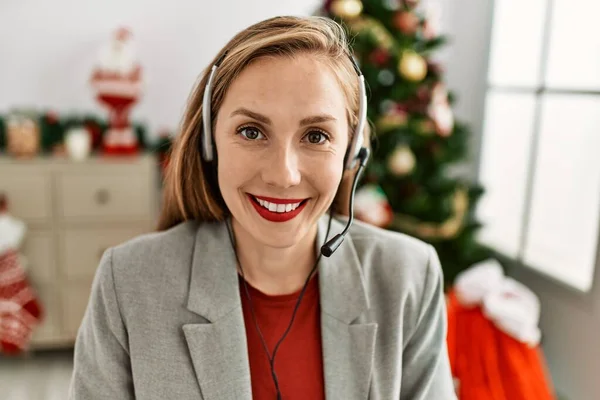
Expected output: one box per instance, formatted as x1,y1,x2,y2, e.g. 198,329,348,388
400,245,457,400
68,248,135,399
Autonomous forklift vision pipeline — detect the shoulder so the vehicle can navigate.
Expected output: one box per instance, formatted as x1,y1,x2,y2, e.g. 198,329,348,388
99,220,207,294
345,218,443,324
347,217,439,284
110,220,200,266
92,220,219,318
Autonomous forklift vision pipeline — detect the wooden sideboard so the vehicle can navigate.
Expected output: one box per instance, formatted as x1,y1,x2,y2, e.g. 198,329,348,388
0,154,160,349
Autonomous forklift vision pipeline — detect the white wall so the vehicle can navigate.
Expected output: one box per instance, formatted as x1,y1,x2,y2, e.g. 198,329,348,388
436,0,494,177
0,0,321,142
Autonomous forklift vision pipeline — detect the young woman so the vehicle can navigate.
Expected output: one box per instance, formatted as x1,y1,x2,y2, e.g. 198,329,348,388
69,15,456,400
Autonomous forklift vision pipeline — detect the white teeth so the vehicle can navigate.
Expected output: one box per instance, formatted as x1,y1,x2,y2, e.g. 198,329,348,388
253,196,305,213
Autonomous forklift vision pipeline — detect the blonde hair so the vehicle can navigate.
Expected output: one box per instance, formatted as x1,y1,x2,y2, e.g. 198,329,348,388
157,15,371,231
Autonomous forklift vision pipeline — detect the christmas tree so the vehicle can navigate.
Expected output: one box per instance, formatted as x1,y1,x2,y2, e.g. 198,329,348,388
320,0,493,286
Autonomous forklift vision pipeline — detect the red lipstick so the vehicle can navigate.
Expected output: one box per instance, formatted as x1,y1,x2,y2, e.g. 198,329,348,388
247,194,308,222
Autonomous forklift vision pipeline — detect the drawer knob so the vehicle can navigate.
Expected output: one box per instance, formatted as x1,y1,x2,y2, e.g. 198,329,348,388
95,189,110,205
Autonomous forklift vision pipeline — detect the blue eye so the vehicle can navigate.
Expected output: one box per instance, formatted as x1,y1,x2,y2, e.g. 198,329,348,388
305,130,329,144
238,126,265,140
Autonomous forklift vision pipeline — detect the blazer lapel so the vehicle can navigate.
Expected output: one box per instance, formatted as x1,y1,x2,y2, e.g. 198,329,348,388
317,216,378,400
181,216,377,400
182,220,252,400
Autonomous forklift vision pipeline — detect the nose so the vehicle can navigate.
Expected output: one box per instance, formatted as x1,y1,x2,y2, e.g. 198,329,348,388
261,144,302,189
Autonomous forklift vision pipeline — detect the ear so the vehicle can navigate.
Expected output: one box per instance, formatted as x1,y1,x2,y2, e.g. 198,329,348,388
334,166,360,216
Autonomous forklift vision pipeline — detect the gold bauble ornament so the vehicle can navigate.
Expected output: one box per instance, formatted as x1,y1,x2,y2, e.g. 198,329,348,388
398,50,427,82
388,145,416,176
331,0,363,19
377,112,408,133
371,23,393,48
348,16,394,50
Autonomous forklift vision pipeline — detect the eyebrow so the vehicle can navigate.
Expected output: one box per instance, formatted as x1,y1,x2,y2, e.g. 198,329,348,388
229,107,336,126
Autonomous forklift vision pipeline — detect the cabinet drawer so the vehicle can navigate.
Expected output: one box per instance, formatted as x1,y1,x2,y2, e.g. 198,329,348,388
61,227,148,279
62,281,94,337
1,174,52,222
30,285,62,346
58,172,151,220
22,230,56,284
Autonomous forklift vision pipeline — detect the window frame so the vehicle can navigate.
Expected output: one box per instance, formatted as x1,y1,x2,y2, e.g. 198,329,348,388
475,0,600,297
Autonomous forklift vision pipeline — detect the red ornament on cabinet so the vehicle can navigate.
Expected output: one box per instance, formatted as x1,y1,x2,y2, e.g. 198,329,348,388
90,27,142,155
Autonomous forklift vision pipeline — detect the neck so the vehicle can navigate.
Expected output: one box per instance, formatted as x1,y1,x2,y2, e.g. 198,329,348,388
231,218,318,296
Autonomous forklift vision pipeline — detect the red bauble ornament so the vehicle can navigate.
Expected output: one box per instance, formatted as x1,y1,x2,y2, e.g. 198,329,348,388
84,122,104,150
393,11,419,35
403,86,431,113
369,48,391,66
45,111,59,125
394,103,409,113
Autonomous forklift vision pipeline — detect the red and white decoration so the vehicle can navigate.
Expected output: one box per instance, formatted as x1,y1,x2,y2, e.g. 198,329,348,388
91,27,143,155
0,195,43,354
446,259,555,399
427,82,454,137
453,259,541,346
354,184,393,228
422,2,442,40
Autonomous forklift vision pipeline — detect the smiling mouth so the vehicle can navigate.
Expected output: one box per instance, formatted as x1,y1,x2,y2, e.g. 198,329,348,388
246,194,310,222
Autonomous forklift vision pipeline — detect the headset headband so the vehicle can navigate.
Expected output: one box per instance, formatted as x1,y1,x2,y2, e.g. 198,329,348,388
201,51,367,170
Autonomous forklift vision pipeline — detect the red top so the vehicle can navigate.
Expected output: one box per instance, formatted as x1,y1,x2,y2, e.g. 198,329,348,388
239,273,325,400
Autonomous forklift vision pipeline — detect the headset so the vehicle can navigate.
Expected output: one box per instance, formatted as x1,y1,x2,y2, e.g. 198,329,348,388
201,50,370,399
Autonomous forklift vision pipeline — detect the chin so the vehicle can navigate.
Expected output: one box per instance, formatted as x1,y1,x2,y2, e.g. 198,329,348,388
257,230,303,249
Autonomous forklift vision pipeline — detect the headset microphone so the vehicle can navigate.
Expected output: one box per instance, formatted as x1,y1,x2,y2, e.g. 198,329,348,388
320,146,370,257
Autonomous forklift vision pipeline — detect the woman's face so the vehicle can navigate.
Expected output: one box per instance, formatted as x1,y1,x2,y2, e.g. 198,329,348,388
214,55,350,249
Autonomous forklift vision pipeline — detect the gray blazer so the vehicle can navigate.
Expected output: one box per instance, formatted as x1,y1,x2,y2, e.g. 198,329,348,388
68,215,456,399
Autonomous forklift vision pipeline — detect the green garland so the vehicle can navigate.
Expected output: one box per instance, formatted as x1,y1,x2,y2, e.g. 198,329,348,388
0,109,156,154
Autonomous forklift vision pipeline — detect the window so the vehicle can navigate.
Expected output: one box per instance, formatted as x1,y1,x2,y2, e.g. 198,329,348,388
477,0,600,292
